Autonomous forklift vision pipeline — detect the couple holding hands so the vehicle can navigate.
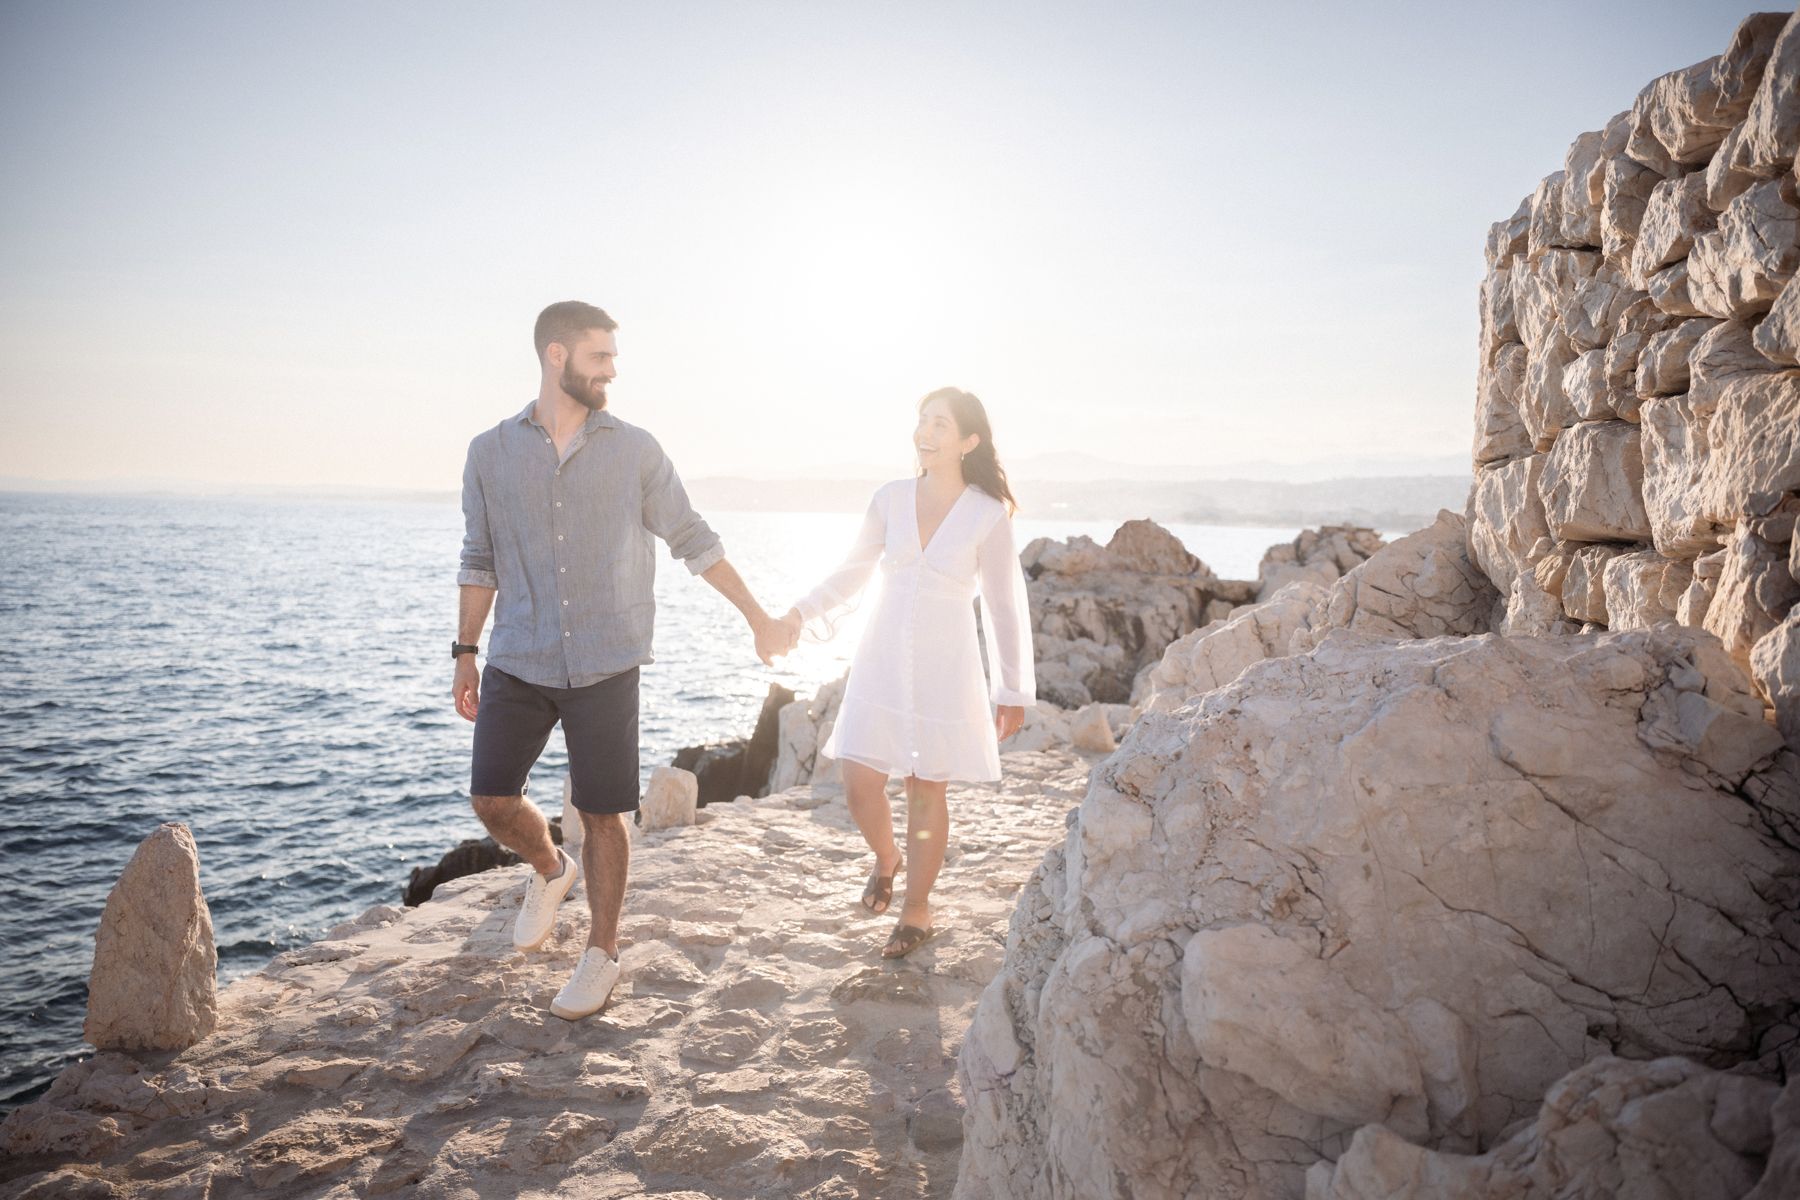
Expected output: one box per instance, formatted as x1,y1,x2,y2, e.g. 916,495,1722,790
452,301,1035,1019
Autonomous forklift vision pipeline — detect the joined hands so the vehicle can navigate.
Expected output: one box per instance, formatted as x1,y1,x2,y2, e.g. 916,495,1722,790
751,607,805,666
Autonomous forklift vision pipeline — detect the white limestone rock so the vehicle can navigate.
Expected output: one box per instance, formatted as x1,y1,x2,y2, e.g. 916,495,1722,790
1629,173,1716,289
1254,526,1384,603
1754,270,1800,364
1689,317,1785,411
1474,342,1532,463
1602,150,1667,271
1477,264,1518,366
1601,548,1695,630
1561,544,1630,624
1636,315,1724,397
1561,348,1623,421
1754,609,1800,748
1485,196,1531,268
1726,9,1800,181
955,629,1798,1200
1561,265,1642,352
1703,371,1800,523
1304,1057,1791,1200
1641,394,1727,558
640,766,698,831
1536,420,1652,544
1687,177,1800,319
83,822,218,1053
1603,296,1682,419
1467,455,1550,593
1068,704,1117,754
769,673,847,793
1519,329,1581,448
1637,12,1790,167
1292,511,1497,652
1141,582,1329,715
1648,259,1707,316
1707,521,1800,674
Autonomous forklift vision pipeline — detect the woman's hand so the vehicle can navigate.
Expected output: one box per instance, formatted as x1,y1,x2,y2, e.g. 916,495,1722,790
995,704,1025,742
780,608,804,648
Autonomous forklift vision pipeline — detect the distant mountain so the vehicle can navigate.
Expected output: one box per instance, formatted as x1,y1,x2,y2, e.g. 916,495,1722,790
1007,450,1472,484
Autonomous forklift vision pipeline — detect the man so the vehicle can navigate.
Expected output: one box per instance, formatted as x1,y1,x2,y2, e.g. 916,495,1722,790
453,300,793,1020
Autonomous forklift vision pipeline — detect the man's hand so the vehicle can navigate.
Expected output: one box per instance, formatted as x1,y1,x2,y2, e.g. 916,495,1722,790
453,656,480,721
995,704,1025,743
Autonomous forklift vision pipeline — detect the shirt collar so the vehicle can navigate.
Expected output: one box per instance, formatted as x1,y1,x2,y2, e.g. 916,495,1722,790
516,400,618,432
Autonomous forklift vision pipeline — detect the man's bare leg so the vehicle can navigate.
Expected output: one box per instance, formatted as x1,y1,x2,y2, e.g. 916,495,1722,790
843,760,903,888
899,776,950,929
471,793,561,877
579,810,630,958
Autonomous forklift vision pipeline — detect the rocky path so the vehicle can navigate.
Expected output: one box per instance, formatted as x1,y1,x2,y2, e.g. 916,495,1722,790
2,747,1092,1200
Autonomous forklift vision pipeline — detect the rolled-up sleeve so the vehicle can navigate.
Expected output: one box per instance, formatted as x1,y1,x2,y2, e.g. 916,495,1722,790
640,435,725,575
457,444,499,589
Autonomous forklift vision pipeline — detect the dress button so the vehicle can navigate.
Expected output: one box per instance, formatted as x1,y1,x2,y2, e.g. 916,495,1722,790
557,535,564,541
562,599,569,606
559,567,566,573
563,631,571,638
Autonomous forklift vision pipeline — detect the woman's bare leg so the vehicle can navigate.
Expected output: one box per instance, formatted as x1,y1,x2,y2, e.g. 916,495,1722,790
843,760,903,882
899,776,949,928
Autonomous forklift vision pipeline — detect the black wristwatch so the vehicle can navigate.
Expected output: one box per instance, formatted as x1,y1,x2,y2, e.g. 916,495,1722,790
451,642,479,660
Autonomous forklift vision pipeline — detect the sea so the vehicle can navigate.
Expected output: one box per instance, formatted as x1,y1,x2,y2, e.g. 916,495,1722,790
0,490,1321,1109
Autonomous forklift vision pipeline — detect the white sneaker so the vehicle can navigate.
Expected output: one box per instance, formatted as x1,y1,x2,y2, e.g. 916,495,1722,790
512,848,577,952
550,947,622,1020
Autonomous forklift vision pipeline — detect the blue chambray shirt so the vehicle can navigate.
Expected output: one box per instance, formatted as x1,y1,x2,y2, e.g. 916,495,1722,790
458,401,726,688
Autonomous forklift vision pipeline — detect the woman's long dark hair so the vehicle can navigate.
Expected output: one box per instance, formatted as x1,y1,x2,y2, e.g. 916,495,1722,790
919,386,1017,515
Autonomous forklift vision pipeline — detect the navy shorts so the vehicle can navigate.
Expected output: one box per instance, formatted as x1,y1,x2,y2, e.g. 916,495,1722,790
470,664,640,815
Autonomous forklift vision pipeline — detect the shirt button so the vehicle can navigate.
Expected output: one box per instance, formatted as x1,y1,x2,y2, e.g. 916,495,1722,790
557,535,564,541
563,631,571,637
559,567,566,573
562,599,569,606
544,437,551,445
555,501,562,508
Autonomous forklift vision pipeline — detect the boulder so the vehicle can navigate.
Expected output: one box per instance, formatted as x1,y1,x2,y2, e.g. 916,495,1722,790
1629,172,1716,289
1536,420,1652,543
1635,316,1724,397
769,672,847,793
1304,1057,1792,1200
1754,271,1800,364
1561,544,1630,624
1648,259,1706,316
1068,705,1118,754
83,823,218,1053
640,766,699,832
671,682,795,806
1526,170,1575,259
1510,249,1601,354
404,835,523,906
1637,12,1790,167
1754,609,1800,748
1706,521,1800,673
1601,151,1666,271
1725,9,1800,180
1687,177,1800,318
1640,394,1727,557
1601,548,1695,629
1518,330,1581,447
1140,582,1329,715
1474,342,1532,463
1560,348,1623,421
1027,521,1250,705
1602,296,1682,420
1466,454,1550,592
1255,525,1385,603
1485,196,1531,267
1292,511,1498,651
1477,264,1518,367
956,629,1797,1200
1689,317,1785,410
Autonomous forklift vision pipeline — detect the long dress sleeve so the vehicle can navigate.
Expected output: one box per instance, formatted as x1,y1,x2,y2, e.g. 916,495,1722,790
976,506,1037,708
795,487,888,630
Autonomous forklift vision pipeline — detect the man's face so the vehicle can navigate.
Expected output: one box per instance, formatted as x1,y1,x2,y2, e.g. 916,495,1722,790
556,329,617,411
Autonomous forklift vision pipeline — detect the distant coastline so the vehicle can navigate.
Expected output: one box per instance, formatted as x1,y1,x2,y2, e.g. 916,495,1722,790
2,469,1471,532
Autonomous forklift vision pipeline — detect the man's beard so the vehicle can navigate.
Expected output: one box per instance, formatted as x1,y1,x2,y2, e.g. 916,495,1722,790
560,362,608,411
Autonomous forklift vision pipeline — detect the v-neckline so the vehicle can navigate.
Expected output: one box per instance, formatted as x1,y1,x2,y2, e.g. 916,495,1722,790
914,477,968,555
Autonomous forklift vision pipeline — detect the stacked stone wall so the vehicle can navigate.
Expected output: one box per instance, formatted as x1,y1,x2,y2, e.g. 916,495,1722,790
1469,9,1800,741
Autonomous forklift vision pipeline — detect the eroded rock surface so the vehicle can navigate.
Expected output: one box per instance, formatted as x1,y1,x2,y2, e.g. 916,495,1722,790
956,628,1798,1199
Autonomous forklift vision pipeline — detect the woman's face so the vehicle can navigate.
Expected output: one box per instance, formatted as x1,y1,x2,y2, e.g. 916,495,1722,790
914,397,979,472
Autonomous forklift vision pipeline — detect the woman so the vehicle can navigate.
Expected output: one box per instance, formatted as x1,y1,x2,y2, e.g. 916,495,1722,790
781,387,1035,958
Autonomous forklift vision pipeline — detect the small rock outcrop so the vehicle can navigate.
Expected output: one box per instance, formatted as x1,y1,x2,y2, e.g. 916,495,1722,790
1255,524,1387,601
83,822,218,1054
639,766,698,831
671,682,794,806
1306,1057,1797,1200
1025,519,1255,708
404,835,526,907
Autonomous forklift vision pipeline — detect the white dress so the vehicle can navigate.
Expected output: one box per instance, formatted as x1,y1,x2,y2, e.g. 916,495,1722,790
795,477,1036,782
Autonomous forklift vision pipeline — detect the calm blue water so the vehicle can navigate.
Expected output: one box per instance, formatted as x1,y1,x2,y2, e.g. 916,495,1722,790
0,491,1311,1108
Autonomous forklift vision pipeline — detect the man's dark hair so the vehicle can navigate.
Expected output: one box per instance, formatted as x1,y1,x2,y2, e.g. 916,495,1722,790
533,301,617,363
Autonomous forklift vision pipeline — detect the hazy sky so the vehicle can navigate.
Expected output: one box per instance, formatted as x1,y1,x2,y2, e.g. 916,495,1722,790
0,0,1766,490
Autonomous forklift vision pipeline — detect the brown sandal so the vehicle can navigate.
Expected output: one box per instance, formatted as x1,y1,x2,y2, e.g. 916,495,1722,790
861,854,903,914
880,923,938,959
